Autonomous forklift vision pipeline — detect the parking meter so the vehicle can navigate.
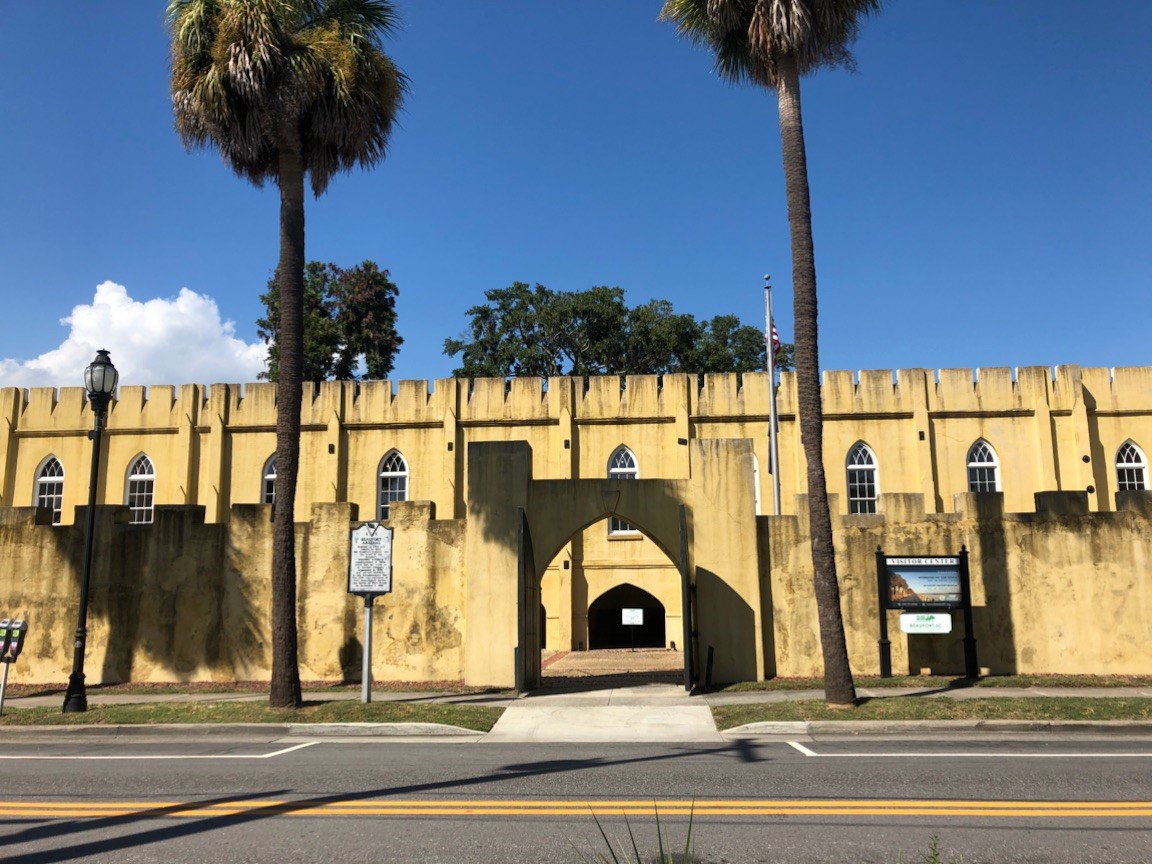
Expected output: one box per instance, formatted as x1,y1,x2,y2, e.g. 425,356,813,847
0,618,27,716
4,621,27,661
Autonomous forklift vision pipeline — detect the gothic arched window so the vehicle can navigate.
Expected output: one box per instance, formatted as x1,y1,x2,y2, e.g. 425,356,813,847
966,440,1000,493
1116,440,1148,492
608,446,639,534
35,455,64,524
262,455,277,505
378,450,408,520
846,442,878,514
126,454,155,524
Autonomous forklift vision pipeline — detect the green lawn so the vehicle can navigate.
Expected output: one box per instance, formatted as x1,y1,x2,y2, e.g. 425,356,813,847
0,699,504,731
712,696,1152,729
721,673,1152,691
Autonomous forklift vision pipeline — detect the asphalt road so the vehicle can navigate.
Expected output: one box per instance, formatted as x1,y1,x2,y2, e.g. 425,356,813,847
1,733,1151,863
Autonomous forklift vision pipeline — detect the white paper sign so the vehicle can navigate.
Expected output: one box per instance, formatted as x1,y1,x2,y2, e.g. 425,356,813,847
622,608,643,626
348,523,393,595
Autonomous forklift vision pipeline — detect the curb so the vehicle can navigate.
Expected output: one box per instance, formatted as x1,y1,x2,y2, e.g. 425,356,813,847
723,719,1152,737
0,722,488,738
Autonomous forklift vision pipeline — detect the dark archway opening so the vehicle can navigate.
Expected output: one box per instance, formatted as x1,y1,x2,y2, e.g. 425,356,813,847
539,603,547,651
588,584,666,649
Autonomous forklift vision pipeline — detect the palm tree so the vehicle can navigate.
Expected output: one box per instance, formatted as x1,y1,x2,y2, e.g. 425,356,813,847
167,0,407,707
661,0,881,705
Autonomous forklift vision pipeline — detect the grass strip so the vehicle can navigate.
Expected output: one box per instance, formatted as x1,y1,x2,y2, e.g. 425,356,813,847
721,673,1152,691
712,696,1152,728
0,699,504,731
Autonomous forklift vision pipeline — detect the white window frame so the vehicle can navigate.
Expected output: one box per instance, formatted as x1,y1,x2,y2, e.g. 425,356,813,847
262,455,277,506
378,450,408,520
126,454,155,524
966,439,1001,493
608,446,639,534
1116,440,1148,492
35,455,64,524
846,442,878,515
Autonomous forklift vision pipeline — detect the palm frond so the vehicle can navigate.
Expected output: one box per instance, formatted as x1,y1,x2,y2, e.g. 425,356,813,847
167,0,406,193
661,0,881,87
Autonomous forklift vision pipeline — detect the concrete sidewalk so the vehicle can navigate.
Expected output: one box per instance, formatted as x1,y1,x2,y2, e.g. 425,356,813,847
4,682,1152,742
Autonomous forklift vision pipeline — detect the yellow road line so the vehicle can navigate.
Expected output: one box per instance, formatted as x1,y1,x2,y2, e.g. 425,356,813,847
1,799,1150,819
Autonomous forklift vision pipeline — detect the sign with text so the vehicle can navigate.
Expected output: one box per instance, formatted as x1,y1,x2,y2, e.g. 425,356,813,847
621,608,644,626
348,522,394,597
883,556,962,609
899,613,953,635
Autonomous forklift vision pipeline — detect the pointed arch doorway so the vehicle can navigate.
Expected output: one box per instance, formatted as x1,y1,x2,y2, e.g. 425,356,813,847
463,439,765,693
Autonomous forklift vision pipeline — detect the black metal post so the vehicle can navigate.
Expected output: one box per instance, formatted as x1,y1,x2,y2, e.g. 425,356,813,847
62,393,108,713
876,546,892,678
958,546,979,678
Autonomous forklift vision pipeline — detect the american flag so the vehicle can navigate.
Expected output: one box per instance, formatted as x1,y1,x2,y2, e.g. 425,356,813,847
768,321,781,360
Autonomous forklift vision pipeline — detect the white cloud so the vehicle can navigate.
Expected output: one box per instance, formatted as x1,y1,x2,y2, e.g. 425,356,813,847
0,281,267,389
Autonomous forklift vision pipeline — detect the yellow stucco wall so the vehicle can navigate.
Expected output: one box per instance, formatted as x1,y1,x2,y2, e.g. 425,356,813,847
0,366,1149,686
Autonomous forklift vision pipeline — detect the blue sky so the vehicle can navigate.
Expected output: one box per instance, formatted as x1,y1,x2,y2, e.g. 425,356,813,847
1,2,1149,388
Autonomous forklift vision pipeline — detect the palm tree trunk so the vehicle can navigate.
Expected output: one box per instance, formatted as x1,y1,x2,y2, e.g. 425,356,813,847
775,53,856,706
269,119,305,709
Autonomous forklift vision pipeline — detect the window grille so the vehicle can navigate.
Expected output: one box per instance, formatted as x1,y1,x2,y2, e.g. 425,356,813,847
608,447,639,533
35,456,64,524
966,440,1000,492
846,443,878,514
126,455,155,524
378,451,408,520
1117,441,1148,492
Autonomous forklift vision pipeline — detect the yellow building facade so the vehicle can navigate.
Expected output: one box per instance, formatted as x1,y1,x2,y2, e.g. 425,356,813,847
1,365,1150,687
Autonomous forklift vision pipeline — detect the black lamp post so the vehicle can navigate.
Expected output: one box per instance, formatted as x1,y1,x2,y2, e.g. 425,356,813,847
62,349,118,713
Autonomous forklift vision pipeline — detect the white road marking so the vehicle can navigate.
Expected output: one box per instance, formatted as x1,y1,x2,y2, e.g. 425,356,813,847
786,743,1152,759
788,741,818,756
0,741,319,760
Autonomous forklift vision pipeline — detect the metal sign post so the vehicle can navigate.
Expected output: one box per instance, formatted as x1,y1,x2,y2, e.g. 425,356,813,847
347,523,394,703
622,608,643,652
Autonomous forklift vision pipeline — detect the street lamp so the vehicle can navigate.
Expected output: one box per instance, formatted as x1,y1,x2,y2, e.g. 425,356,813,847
62,349,118,713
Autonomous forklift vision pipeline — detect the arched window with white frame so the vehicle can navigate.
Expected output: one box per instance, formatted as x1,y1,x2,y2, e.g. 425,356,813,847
35,455,64,524
846,442,878,514
262,455,277,505
1116,440,1148,492
126,454,155,524
608,446,639,534
966,439,1000,492
378,450,408,520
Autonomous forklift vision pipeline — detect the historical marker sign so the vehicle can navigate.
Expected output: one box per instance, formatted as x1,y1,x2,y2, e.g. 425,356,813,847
622,608,644,626
348,522,394,597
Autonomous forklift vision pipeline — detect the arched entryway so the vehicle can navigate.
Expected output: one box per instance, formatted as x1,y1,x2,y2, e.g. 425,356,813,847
588,584,666,649
463,438,764,691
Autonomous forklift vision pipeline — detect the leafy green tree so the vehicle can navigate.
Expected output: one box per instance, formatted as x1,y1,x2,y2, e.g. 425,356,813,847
661,0,882,706
258,260,402,383
168,0,407,708
444,283,788,376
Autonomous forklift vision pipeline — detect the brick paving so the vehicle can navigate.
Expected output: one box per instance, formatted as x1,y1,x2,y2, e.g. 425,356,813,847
540,648,685,690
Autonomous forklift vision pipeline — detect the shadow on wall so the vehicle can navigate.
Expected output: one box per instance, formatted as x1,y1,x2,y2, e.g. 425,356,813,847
45,504,264,685
694,567,756,685
906,494,1016,676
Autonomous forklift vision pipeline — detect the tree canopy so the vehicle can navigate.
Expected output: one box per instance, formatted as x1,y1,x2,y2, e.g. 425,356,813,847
258,260,402,383
443,282,791,378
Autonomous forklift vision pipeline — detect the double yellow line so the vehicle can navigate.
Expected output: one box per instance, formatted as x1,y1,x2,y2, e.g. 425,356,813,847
1,799,1150,818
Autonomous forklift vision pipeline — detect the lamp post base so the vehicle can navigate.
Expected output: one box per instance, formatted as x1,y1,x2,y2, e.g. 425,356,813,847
62,673,88,713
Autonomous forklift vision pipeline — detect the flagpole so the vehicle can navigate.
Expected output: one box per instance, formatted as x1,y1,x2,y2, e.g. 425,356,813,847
765,276,782,516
